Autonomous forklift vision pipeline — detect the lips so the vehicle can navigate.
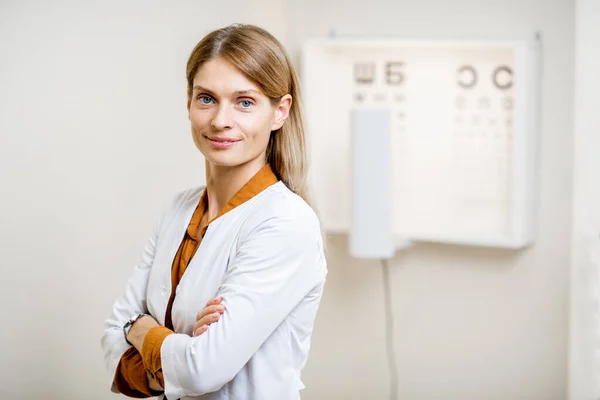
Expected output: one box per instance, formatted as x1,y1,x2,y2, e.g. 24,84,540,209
206,136,241,143
205,135,241,149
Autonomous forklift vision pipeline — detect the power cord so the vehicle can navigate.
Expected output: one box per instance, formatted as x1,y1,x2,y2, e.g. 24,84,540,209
381,258,399,400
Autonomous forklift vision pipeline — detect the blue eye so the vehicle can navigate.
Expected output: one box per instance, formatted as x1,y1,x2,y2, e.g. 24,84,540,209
197,95,213,104
239,100,253,108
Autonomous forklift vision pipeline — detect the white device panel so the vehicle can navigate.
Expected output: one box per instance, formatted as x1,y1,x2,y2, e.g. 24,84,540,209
301,39,541,249
350,108,394,259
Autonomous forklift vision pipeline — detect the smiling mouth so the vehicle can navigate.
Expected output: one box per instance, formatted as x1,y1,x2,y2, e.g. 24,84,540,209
206,136,241,143
205,136,241,149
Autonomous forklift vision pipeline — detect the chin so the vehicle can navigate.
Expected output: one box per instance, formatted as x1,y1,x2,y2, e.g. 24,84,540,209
203,152,245,168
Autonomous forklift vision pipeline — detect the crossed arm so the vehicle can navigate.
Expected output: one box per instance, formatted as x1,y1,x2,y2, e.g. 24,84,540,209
118,297,225,394
103,210,324,398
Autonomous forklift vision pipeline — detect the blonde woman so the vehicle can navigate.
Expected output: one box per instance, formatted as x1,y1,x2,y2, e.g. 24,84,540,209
101,24,327,400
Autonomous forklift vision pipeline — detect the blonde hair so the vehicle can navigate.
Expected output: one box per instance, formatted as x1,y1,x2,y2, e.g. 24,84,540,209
186,24,312,206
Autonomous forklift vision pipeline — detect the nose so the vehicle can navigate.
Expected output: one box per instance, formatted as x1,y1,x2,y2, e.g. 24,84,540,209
211,104,234,130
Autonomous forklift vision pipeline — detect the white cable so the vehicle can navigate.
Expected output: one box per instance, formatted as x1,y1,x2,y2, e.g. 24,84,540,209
381,258,399,400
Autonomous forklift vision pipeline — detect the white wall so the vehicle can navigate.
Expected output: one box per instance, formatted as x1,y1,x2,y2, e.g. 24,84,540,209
0,0,576,399
285,0,574,399
0,1,284,399
568,0,600,398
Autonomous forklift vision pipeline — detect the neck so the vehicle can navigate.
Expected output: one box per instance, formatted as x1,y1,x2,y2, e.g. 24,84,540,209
204,156,266,220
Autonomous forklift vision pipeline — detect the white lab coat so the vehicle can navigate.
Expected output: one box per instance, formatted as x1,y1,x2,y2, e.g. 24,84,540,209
101,182,327,400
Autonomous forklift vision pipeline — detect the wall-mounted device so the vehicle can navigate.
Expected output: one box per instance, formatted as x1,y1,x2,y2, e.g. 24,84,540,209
301,38,541,257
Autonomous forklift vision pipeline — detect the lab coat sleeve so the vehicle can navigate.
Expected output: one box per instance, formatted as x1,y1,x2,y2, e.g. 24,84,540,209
160,209,326,398
100,198,171,394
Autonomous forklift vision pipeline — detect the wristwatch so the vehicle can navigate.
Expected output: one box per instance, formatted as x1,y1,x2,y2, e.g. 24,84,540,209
123,313,150,345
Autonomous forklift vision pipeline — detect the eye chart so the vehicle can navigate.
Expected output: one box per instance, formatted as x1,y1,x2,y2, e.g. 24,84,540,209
301,39,541,248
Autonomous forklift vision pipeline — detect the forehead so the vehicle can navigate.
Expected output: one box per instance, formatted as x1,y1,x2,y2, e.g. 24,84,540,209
193,57,262,95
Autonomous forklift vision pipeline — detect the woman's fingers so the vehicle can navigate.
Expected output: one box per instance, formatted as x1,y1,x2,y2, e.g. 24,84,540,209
195,304,225,321
193,312,221,333
192,313,221,337
192,300,226,337
205,296,222,307
193,324,208,337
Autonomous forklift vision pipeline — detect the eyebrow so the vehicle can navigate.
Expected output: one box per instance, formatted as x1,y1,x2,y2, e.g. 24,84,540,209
192,85,261,96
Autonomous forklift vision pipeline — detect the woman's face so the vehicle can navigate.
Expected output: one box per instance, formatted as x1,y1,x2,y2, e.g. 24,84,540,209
188,57,291,169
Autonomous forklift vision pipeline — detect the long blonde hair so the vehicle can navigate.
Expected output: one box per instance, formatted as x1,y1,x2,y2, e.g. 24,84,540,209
186,24,312,206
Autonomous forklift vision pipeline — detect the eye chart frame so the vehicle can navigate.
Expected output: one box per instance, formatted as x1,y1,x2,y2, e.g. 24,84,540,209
301,38,542,249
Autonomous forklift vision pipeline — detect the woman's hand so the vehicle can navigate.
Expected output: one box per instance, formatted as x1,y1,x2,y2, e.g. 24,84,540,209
146,371,163,392
127,315,160,353
193,296,225,337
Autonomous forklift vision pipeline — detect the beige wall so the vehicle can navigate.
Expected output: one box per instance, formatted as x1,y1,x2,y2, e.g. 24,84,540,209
286,0,574,399
568,0,600,398
0,0,575,399
0,1,285,398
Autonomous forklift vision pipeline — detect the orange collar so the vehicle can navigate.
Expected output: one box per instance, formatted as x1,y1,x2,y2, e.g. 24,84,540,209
187,164,279,240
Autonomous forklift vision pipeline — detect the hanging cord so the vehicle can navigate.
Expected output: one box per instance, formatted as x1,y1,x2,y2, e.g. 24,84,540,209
381,258,399,400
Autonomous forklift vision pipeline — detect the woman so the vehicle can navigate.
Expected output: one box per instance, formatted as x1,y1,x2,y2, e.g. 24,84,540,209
101,24,327,400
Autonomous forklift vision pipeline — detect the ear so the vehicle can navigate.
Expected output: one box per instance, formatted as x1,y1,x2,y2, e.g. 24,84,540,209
187,96,191,120
271,94,292,131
